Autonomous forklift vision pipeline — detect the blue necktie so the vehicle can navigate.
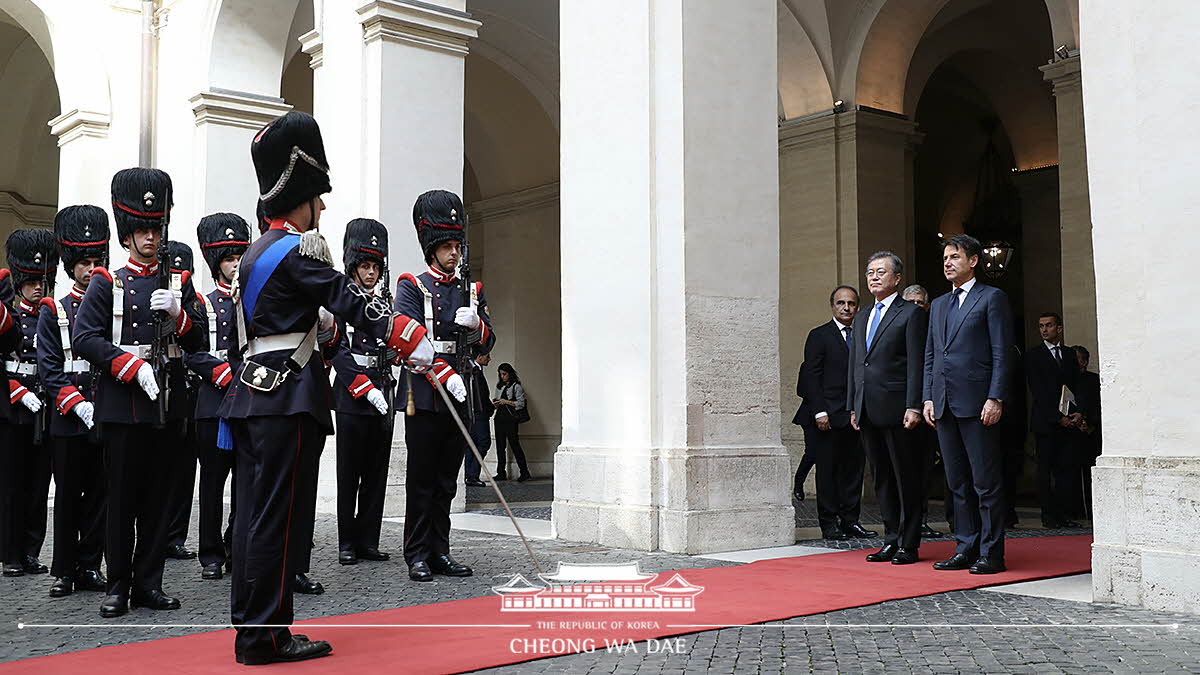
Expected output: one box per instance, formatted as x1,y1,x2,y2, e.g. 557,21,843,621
843,326,853,353
945,287,964,340
866,302,884,350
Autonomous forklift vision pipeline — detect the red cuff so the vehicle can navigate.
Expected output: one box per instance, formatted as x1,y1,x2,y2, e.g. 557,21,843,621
111,352,146,383
175,309,193,336
321,322,340,348
9,380,28,404
425,358,456,386
0,303,11,335
385,315,427,360
348,373,375,399
477,321,490,345
56,386,85,414
212,362,232,388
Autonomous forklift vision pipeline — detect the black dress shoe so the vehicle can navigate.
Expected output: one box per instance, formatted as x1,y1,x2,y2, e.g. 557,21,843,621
201,563,224,579
292,573,324,595
76,568,106,592
338,550,358,565
238,636,333,666
493,473,508,481
465,478,486,487
3,563,24,577
49,577,74,598
164,544,196,560
357,548,390,562
517,473,531,482
865,544,898,562
21,555,48,574
891,548,919,565
429,554,472,577
131,589,181,610
844,523,878,538
920,523,944,538
1059,520,1082,529
933,552,976,571
100,594,129,618
969,558,1006,574
409,561,433,582
821,529,850,541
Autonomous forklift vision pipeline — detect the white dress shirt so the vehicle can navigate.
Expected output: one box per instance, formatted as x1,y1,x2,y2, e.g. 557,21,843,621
867,291,899,328
1044,339,1063,364
953,276,977,306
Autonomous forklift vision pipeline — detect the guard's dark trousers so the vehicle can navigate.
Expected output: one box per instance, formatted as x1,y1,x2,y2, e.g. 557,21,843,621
50,435,105,578
0,422,51,565
230,414,323,660
403,409,464,566
196,419,235,569
165,419,199,550
336,412,392,553
103,422,179,596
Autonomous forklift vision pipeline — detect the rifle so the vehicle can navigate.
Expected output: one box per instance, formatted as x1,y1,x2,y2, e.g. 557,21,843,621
377,266,397,429
455,221,475,427
149,182,172,428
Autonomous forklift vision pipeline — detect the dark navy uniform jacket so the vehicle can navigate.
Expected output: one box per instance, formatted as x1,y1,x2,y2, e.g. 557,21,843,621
185,284,236,420
6,296,46,429
72,259,206,425
0,270,23,422
394,267,494,413
330,298,396,416
35,286,97,437
217,221,426,434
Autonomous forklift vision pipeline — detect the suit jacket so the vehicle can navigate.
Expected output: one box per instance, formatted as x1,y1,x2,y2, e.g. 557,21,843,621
847,296,928,425
793,320,852,428
36,288,97,437
1025,342,1078,433
472,365,495,417
922,281,1014,419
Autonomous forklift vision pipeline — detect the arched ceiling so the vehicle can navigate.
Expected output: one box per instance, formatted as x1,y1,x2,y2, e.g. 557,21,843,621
206,0,303,95
468,0,558,131
0,0,110,118
0,15,58,204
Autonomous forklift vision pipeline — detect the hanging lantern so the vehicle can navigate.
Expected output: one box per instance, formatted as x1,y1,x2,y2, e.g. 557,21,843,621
979,240,1015,280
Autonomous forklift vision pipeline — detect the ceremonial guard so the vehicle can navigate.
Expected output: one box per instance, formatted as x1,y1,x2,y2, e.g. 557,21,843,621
164,240,200,561
0,268,23,574
330,218,395,566
185,213,250,580
37,207,110,597
395,189,494,583
1,229,56,578
222,111,432,665
73,168,206,617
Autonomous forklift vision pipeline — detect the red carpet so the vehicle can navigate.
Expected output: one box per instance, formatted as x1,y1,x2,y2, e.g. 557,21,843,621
2,535,1090,674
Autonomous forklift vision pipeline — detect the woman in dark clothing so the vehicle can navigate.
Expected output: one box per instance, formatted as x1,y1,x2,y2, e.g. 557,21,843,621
492,363,530,481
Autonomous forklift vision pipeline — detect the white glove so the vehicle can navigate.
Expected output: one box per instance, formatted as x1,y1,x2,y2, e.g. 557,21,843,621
73,400,95,429
135,362,160,400
454,306,480,330
408,338,435,367
446,372,467,403
365,387,389,415
150,288,181,319
318,307,335,331
19,392,42,413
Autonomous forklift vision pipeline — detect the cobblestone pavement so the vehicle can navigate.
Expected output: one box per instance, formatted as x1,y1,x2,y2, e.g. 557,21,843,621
4,505,1184,674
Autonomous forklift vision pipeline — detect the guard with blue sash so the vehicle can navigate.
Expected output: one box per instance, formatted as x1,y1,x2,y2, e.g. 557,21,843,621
73,168,207,618
221,111,432,666
185,213,249,581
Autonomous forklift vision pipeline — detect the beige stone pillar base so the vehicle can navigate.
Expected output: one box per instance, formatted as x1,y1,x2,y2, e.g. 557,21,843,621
1092,455,1200,614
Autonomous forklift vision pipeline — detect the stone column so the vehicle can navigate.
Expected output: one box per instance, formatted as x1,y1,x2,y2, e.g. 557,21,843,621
1082,2,1200,615
189,90,292,281
1041,55,1098,358
776,109,920,490
556,0,792,554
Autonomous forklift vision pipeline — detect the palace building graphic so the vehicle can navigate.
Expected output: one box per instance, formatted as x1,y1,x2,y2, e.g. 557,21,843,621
492,563,705,612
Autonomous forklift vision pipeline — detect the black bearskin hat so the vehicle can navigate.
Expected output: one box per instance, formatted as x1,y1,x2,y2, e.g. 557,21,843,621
198,213,251,280
112,167,172,247
255,200,271,235
167,241,193,274
252,111,331,218
343,218,388,277
412,190,465,263
54,205,110,275
5,228,57,295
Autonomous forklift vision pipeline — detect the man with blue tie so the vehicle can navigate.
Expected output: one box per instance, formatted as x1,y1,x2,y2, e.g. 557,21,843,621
922,234,1014,574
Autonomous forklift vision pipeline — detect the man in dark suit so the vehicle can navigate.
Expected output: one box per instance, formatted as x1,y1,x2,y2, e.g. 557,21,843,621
848,252,928,564
1072,345,1101,517
464,351,496,487
794,286,874,540
1025,312,1080,528
923,234,1013,574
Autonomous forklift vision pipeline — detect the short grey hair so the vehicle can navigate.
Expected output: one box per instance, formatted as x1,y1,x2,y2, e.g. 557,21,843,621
901,284,928,301
866,250,903,276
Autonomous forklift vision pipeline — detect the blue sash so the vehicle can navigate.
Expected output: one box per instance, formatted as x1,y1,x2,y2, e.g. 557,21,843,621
217,233,300,451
